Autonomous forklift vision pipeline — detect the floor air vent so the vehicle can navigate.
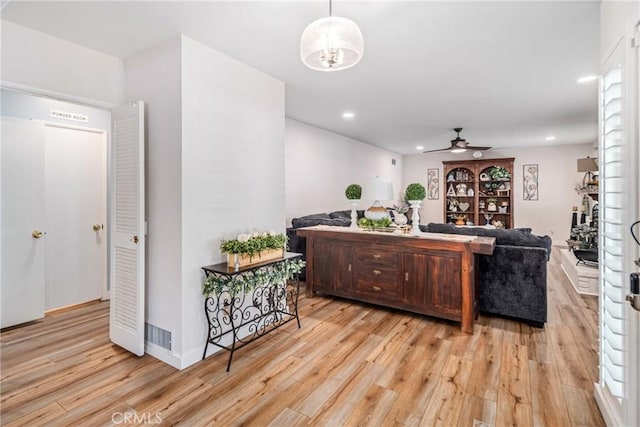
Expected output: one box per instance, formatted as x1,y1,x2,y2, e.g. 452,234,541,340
145,323,172,350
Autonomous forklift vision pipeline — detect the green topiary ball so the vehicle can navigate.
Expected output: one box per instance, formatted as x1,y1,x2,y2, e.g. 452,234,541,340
345,184,362,200
405,183,426,201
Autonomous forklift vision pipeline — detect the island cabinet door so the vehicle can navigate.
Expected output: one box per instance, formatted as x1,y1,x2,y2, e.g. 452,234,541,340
312,240,354,294
403,252,463,320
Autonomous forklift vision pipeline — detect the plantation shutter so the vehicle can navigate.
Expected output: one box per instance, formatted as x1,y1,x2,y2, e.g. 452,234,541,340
599,63,625,402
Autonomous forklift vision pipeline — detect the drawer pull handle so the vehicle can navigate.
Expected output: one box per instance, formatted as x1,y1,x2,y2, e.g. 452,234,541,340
373,269,381,276
405,272,409,281
373,254,381,259
348,263,352,272
373,286,382,291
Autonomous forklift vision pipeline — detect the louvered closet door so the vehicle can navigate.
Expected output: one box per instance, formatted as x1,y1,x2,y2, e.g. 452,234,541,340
109,102,145,356
595,23,640,427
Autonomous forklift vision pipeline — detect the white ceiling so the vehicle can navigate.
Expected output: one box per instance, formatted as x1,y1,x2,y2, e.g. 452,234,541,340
1,1,601,155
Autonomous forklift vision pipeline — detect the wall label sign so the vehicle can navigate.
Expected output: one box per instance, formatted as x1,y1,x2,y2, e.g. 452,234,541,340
50,109,89,123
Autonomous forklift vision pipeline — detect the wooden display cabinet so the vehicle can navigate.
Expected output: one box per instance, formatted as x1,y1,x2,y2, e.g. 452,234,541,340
443,158,514,228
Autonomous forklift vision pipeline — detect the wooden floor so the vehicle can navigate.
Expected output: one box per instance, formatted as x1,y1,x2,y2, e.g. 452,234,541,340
1,248,604,426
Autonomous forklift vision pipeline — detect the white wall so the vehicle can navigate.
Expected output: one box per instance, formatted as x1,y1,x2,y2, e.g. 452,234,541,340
285,119,402,224
124,35,285,369
180,35,285,366
600,1,640,64
124,36,184,365
1,21,123,106
402,143,594,243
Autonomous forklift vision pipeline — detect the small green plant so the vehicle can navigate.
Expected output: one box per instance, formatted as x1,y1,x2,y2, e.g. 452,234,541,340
489,166,511,180
358,217,392,229
405,183,426,201
220,231,287,258
345,184,362,200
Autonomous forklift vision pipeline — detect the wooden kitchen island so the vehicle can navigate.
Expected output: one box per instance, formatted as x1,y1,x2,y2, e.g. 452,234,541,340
297,226,495,333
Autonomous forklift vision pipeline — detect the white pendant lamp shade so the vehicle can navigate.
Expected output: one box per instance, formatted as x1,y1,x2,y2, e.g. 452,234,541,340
300,16,364,71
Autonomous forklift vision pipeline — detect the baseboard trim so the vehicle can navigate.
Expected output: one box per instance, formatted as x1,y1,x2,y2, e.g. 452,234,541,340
144,342,182,370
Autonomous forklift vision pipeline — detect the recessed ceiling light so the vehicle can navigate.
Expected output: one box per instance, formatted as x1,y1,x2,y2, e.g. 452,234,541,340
577,75,597,83
342,112,355,119
545,136,556,141
416,145,424,150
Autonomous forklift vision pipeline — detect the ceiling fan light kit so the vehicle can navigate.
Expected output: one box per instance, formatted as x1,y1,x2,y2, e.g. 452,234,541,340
300,0,364,71
423,127,492,154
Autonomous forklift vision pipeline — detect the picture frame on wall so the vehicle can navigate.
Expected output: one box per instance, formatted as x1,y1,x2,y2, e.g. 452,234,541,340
427,168,439,200
523,164,539,200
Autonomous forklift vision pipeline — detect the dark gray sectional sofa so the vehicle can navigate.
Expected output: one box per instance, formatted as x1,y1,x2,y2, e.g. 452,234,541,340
421,223,552,327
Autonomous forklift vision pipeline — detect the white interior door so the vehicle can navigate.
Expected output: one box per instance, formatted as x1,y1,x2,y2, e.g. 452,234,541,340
109,101,145,356
44,124,106,310
1,117,45,328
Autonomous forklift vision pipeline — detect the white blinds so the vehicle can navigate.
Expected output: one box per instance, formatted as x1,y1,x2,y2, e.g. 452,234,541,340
600,65,625,402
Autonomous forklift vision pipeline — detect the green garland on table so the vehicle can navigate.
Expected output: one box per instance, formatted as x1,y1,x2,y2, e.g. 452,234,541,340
202,259,306,297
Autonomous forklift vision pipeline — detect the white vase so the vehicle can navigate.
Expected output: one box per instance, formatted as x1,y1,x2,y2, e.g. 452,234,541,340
394,212,408,225
408,200,422,235
349,200,359,228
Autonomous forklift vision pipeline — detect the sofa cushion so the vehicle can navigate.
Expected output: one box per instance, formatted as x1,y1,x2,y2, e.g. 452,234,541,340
329,210,350,219
329,210,365,220
514,227,532,233
291,216,351,228
424,223,551,257
296,213,330,221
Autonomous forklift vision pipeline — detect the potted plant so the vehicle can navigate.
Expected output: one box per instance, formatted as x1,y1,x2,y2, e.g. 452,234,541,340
345,183,362,228
486,198,498,212
220,231,287,268
392,201,409,225
405,183,426,234
489,166,511,181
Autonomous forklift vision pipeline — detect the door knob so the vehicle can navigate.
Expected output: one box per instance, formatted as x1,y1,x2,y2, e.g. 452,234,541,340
32,230,45,238
628,273,640,312
92,224,103,231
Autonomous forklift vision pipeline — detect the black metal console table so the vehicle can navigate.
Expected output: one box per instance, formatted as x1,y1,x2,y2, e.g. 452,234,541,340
201,252,303,371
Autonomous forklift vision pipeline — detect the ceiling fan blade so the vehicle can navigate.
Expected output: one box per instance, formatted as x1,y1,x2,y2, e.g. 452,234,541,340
423,147,454,153
424,128,492,153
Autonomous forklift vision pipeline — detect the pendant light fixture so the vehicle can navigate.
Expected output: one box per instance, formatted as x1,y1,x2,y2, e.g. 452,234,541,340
300,0,364,72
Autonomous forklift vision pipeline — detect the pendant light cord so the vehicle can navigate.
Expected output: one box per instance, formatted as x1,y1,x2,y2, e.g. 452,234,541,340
329,0,332,16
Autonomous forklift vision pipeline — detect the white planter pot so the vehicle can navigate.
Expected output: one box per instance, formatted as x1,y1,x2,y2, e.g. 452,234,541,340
394,212,408,225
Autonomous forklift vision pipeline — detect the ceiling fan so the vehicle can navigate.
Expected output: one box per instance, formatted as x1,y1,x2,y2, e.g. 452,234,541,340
423,128,492,153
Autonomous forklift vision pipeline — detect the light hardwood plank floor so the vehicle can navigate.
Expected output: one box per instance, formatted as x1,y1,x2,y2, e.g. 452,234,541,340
1,248,604,426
